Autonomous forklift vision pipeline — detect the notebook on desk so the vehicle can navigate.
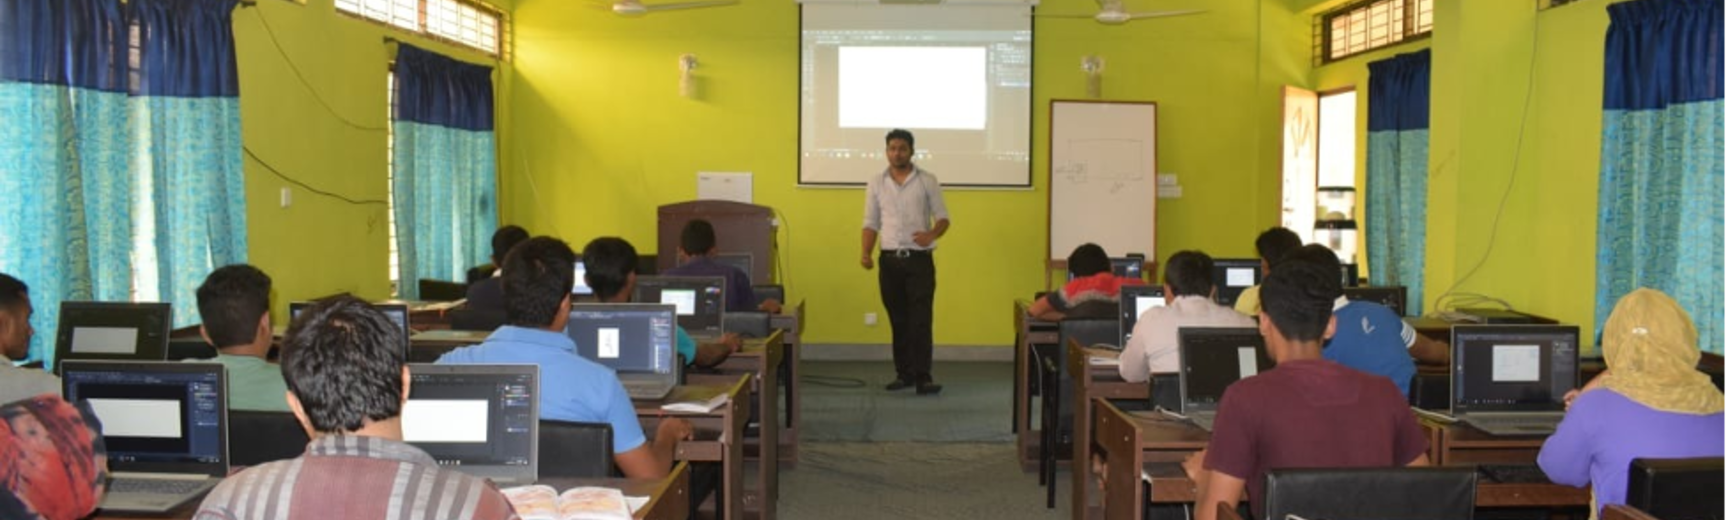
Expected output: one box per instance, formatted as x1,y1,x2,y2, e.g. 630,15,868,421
1176,328,1272,432
403,364,540,485
61,361,228,514
567,304,679,400
1450,325,1579,436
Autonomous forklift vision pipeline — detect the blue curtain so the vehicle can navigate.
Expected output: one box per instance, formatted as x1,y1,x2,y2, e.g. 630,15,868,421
1596,0,1723,353
392,44,496,299
1366,49,1430,317
0,0,135,366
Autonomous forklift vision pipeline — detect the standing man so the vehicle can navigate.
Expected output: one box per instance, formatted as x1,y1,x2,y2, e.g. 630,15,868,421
861,128,950,396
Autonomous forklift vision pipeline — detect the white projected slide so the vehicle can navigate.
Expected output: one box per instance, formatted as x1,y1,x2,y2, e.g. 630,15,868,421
598,328,621,359
1227,269,1257,288
1237,347,1260,379
1492,345,1541,382
661,290,698,316
1136,297,1166,317
87,399,181,438
71,327,138,354
838,47,986,130
403,400,490,443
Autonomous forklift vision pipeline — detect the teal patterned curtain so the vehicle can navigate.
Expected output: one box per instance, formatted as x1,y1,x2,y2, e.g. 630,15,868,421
1365,50,1430,317
1595,0,1723,353
392,45,497,299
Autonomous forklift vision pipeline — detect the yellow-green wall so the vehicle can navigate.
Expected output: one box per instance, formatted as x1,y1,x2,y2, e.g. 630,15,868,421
504,0,1304,346
235,0,512,319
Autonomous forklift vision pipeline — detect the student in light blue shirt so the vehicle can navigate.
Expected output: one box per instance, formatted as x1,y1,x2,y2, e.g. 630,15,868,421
194,265,290,412
437,236,692,479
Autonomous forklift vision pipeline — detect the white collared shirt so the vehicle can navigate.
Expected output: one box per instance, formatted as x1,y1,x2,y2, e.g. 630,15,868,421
1118,295,1258,382
862,166,950,251
0,354,62,404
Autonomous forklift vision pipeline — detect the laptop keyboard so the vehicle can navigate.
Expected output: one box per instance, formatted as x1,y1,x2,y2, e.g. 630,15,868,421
623,381,668,400
1478,464,1551,484
109,478,208,495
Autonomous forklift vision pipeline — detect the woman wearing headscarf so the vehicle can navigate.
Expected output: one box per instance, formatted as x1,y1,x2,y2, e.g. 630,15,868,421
1538,288,1725,515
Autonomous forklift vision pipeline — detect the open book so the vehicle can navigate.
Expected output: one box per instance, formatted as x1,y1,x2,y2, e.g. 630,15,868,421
501,485,648,520
659,385,730,413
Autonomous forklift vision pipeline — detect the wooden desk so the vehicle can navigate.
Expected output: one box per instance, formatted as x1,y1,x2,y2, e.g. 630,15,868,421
1068,340,1149,520
1405,312,1558,345
634,376,749,520
1014,300,1060,471
692,330,785,520
767,299,804,466
408,329,491,362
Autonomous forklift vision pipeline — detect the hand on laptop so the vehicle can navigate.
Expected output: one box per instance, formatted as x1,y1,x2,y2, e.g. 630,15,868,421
658,418,696,442
720,333,744,353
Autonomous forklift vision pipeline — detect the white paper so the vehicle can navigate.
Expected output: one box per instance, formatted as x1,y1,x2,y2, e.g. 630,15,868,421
1237,347,1259,379
598,328,621,359
1492,344,1541,382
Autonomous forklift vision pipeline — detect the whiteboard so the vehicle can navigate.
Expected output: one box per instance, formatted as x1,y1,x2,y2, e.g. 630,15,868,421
1048,100,1158,261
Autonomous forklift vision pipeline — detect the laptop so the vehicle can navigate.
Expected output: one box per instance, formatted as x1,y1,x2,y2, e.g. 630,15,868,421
60,361,228,514
1118,285,1167,347
54,302,172,368
1343,286,1408,317
712,253,754,278
402,364,540,485
1450,325,1580,436
1111,256,1146,281
1212,259,1261,308
572,260,594,296
289,302,411,357
632,275,726,340
1177,328,1273,431
566,304,680,400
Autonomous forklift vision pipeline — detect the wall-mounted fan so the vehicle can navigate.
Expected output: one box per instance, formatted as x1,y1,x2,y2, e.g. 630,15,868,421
1035,0,1202,25
608,0,738,16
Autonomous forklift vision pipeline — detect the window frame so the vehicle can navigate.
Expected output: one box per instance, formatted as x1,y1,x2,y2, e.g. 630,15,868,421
1315,0,1432,66
335,0,508,59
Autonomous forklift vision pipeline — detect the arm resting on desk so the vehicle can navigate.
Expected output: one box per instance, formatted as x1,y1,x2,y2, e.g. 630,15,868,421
616,419,693,480
1027,297,1065,322
1194,471,1244,520
1408,333,1450,365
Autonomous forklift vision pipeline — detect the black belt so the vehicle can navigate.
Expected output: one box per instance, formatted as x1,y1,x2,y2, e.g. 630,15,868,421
880,249,931,258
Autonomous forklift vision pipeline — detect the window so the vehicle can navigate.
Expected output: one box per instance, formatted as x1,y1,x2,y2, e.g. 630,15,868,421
1281,87,1360,265
387,70,400,296
337,0,503,57
1315,0,1432,65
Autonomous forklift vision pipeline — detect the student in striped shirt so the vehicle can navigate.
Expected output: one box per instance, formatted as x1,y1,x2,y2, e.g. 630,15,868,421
194,296,518,520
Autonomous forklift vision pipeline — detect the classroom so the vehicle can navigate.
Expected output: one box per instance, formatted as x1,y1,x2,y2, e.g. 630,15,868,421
0,0,1721,518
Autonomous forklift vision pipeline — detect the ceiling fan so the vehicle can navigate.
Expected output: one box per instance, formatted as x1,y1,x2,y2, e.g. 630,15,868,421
1036,0,1203,25
607,0,738,16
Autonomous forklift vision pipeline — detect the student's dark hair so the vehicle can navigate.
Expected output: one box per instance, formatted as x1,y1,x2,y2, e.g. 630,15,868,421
885,128,915,149
680,219,717,257
1277,245,1345,300
501,236,577,327
1163,251,1215,297
1259,255,1340,343
583,237,638,301
280,295,405,434
196,265,272,349
1255,227,1303,263
0,273,27,311
1067,243,1111,278
491,225,531,264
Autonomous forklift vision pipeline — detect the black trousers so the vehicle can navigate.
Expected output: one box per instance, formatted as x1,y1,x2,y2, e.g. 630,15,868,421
878,251,936,383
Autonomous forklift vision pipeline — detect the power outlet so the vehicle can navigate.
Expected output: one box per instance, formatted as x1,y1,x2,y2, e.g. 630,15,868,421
864,312,878,326
279,187,292,208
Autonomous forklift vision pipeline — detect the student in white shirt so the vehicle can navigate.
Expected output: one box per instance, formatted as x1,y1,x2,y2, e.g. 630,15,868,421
1118,251,1257,383
0,273,59,403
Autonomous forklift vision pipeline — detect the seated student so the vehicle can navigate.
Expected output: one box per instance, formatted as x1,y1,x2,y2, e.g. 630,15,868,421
1232,227,1302,317
1027,243,1145,321
585,237,742,369
197,296,518,519
1190,256,1429,520
664,219,781,314
466,225,529,313
1118,251,1255,383
0,394,107,520
1538,288,1724,515
193,265,290,412
437,237,693,479
0,274,57,403
1283,245,1447,397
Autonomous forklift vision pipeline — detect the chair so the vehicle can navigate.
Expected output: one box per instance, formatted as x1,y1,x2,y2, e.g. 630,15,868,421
167,338,217,361
1627,457,1724,520
417,279,469,302
722,311,772,339
1037,353,1063,508
752,284,785,308
1262,467,1476,520
538,420,615,478
1148,373,1179,411
229,410,311,467
1035,317,1120,508
448,308,506,332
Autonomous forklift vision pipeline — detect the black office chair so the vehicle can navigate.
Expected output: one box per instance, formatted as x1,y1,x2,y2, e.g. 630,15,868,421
1627,457,1725,520
448,308,506,332
417,279,469,302
230,410,311,467
1148,373,1180,411
1037,353,1062,509
752,284,784,308
167,338,217,361
1263,467,1476,520
1034,317,1120,508
722,312,772,339
538,420,615,478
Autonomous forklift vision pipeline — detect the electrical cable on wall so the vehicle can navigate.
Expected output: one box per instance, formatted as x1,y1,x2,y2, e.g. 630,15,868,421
244,146,388,206
250,7,388,132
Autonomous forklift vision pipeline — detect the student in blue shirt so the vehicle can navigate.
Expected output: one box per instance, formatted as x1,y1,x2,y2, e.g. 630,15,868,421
583,237,743,368
1281,245,1448,396
437,236,693,479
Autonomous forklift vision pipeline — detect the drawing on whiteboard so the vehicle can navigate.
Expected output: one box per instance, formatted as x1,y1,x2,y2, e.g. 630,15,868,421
1055,138,1146,184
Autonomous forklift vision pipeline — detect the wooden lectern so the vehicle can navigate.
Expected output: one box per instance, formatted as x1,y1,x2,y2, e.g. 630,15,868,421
657,200,777,284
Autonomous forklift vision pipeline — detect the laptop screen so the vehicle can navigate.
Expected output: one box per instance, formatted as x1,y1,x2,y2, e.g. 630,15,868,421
632,276,725,337
55,302,172,364
1211,259,1261,307
572,260,593,295
61,361,226,475
1110,257,1144,280
566,304,677,374
1118,285,1166,345
1178,328,1272,412
1452,325,1580,412
711,253,753,277
289,302,411,357
1343,286,1407,317
402,364,538,483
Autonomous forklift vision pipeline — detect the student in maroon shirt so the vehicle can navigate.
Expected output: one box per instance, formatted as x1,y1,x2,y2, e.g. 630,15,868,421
1190,256,1430,520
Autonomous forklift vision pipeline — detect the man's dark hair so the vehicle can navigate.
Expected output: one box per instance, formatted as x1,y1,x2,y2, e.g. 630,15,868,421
1255,227,1304,263
583,237,638,301
886,128,915,149
280,295,405,433
1259,253,1341,343
1067,243,1111,278
1163,251,1216,297
196,265,272,349
680,219,717,257
1277,245,1346,300
491,225,530,264
0,273,27,311
500,236,577,328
